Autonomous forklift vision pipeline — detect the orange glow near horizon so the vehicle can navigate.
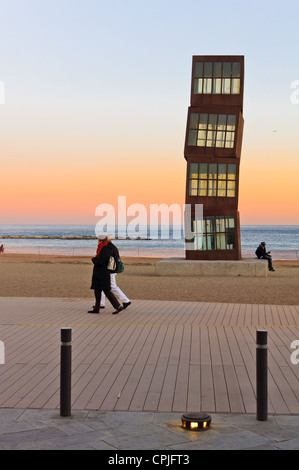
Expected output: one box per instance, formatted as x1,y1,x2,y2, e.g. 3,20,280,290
238,147,299,225
2,146,299,225
1,118,299,226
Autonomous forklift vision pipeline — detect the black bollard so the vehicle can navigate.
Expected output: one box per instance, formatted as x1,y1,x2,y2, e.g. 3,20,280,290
60,328,72,416
256,329,268,421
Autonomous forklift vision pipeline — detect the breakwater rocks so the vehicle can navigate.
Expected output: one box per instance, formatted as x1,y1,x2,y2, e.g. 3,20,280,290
0,235,152,240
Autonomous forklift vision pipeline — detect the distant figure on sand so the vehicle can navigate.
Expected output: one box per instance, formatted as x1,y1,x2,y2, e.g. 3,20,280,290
255,241,275,271
88,234,123,314
100,236,131,310
0,244,4,254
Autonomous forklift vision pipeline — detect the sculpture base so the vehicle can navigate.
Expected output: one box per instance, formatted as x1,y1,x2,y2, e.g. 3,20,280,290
155,258,268,278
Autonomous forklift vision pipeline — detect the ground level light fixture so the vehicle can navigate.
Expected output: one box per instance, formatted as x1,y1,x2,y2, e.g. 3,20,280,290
181,412,211,431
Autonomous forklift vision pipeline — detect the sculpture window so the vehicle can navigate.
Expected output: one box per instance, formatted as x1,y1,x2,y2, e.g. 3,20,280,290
188,113,236,148
189,163,236,198
194,61,240,95
192,215,235,250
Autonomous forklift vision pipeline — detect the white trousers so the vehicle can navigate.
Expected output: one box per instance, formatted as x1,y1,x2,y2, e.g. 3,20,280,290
101,273,130,306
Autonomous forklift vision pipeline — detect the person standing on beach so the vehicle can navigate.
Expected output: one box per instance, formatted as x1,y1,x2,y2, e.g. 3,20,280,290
88,234,123,314
99,236,131,310
255,241,275,271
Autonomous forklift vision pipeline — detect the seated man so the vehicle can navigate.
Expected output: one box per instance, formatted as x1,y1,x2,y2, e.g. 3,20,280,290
255,242,275,271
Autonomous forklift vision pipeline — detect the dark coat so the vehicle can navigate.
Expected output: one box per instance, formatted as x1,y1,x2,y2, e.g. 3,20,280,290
255,244,266,258
90,245,112,291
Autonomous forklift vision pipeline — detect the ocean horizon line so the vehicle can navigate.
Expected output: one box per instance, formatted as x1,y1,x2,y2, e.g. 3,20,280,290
0,224,298,260
1,223,299,228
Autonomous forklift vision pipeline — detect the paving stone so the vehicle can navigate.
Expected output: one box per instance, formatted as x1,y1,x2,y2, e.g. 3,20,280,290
0,410,298,450
0,297,298,450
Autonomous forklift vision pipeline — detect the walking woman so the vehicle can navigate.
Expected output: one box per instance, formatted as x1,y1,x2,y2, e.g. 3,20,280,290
88,234,123,314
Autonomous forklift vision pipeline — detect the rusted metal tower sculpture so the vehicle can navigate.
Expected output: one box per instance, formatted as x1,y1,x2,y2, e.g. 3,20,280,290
184,55,244,260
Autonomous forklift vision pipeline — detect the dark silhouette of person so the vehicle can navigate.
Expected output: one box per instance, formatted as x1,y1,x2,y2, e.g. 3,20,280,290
88,235,123,314
255,242,275,271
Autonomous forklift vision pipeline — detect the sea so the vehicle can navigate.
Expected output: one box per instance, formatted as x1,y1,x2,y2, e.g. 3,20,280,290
0,224,298,260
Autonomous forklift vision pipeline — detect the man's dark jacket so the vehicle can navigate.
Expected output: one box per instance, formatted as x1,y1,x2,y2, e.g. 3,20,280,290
255,245,266,258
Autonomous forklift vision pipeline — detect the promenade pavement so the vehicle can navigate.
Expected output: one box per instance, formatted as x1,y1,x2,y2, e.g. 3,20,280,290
0,297,298,450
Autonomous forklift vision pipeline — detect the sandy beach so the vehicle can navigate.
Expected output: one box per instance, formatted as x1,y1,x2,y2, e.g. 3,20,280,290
0,253,298,305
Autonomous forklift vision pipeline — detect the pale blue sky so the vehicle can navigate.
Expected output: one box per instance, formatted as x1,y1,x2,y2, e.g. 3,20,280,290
0,0,298,224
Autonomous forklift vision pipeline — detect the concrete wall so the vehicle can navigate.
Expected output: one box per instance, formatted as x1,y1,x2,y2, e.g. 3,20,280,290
155,258,268,277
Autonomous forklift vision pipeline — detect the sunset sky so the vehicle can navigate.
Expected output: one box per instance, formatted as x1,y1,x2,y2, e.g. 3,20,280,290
0,0,298,225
